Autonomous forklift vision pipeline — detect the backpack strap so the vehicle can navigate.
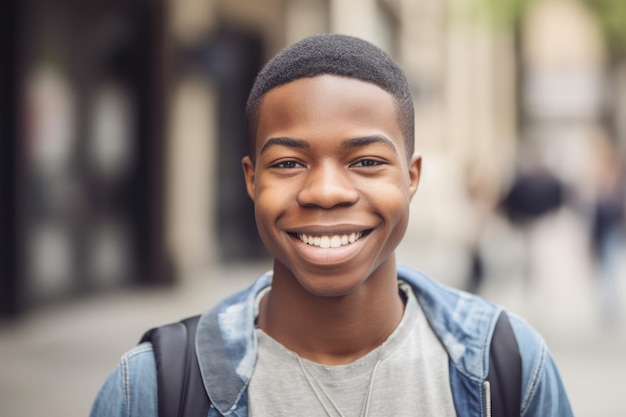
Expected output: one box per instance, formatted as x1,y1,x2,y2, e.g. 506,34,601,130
487,311,522,417
140,310,520,417
140,315,211,417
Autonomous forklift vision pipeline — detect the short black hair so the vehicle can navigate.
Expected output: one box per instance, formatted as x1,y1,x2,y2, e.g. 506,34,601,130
245,33,414,161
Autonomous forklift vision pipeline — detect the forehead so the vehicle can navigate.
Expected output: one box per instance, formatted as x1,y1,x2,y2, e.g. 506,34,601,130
255,75,403,153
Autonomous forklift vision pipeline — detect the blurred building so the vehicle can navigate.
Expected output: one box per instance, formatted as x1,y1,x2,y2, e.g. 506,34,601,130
3,0,618,317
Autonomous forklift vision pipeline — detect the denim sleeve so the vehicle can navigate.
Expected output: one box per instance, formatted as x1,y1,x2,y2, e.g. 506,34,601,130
508,314,574,417
90,342,158,417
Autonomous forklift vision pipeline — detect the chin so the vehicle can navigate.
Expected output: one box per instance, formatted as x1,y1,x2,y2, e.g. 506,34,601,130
291,264,377,298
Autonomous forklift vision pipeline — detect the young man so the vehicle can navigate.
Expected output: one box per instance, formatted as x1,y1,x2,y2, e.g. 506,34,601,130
90,34,573,417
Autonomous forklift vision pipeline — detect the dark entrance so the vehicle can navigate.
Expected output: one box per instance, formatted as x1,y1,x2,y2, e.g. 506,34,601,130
201,27,268,261
0,0,172,317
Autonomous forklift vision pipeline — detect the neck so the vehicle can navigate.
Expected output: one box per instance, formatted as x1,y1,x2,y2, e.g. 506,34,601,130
258,258,404,365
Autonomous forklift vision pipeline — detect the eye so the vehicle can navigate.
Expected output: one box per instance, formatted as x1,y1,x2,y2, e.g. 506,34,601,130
351,158,384,168
271,160,303,169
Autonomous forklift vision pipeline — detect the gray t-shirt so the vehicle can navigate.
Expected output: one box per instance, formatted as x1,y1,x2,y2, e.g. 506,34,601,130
248,282,457,417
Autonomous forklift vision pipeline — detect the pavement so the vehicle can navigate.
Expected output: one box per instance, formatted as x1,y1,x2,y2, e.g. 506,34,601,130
1,211,625,417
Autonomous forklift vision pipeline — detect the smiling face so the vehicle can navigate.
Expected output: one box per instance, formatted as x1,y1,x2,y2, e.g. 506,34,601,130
242,75,421,297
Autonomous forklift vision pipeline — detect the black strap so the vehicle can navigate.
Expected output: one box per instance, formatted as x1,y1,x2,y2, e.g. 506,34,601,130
140,315,211,417
487,311,522,417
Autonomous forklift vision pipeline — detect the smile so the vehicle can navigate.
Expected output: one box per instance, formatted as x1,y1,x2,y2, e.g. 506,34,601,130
296,232,364,248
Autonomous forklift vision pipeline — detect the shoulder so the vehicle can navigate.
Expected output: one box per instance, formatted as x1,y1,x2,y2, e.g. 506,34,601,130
120,342,158,396
397,265,497,315
397,266,573,415
507,314,574,416
121,341,156,367
398,265,501,377
89,343,158,417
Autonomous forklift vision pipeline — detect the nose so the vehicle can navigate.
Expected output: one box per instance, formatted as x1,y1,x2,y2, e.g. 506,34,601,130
296,162,359,208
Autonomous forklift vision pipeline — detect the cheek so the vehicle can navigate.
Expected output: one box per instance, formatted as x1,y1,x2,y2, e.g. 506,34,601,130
253,198,279,252
252,181,295,233
385,192,411,225
380,188,412,241
360,175,412,210
365,183,412,233
254,178,298,208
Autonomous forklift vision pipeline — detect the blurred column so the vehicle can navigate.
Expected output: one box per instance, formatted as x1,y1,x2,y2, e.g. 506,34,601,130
398,0,446,152
330,0,375,38
166,0,218,279
444,0,517,172
166,77,218,279
168,0,217,47
329,0,379,46
285,0,329,45
521,0,605,184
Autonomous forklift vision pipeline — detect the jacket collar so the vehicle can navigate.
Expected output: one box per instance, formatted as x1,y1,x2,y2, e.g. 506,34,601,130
196,267,501,415
195,273,271,415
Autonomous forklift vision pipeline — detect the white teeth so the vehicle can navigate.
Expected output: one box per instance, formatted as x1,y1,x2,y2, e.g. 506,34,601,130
297,232,363,248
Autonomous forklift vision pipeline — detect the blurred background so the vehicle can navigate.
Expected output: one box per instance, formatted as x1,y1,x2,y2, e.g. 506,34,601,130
1,0,625,415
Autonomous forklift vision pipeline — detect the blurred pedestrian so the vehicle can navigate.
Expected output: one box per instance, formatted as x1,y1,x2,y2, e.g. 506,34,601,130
499,147,566,286
589,135,625,324
462,162,501,293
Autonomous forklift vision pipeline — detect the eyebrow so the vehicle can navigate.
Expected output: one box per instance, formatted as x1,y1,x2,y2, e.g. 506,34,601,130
259,134,396,156
259,137,310,155
341,135,396,152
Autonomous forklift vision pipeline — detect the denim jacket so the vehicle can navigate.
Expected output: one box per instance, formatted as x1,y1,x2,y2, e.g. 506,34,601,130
90,266,574,417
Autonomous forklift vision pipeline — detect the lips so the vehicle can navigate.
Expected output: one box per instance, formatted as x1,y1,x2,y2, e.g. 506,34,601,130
297,232,363,248
285,228,372,266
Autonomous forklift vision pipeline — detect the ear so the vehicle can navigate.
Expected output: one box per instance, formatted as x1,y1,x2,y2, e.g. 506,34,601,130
242,156,256,200
408,154,421,199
